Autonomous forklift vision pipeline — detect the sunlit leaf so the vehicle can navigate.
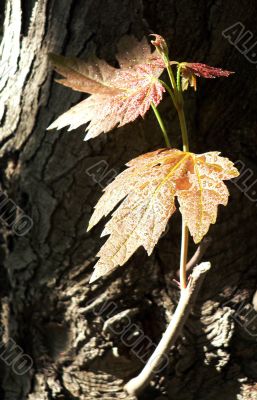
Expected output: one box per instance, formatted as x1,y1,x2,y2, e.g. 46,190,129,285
182,62,234,78
47,37,165,140
180,62,234,91
88,148,239,282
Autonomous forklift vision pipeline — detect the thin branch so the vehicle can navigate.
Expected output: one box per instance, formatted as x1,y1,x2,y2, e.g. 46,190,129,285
124,262,211,396
176,236,212,278
185,236,212,273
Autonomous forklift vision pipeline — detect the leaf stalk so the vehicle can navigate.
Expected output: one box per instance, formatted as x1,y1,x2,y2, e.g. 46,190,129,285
151,102,171,147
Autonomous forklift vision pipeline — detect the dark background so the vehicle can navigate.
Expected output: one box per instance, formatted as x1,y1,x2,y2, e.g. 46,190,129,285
0,0,257,399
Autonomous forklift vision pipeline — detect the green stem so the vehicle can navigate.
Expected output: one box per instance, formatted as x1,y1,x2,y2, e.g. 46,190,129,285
158,54,190,288
164,60,190,289
151,103,171,147
178,105,189,288
164,55,177,92
175,66,190,289
177,108,189,152
176,64,182,92
159,79,177,108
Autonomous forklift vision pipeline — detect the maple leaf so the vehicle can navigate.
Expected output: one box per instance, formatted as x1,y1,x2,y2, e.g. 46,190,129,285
47,37,165,140
179,62,234,91
88,148,239,282
149,34,234,91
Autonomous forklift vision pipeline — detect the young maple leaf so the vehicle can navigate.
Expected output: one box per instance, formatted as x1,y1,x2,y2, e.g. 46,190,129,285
87,148,239,283
179,62,234,91
150,34,169,57
47,37,165,140
149,34,234,91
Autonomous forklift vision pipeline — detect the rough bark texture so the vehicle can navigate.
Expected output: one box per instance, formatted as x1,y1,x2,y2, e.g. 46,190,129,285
0,0,257,399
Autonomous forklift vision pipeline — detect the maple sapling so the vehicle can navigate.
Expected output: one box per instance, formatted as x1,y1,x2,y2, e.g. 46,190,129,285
48,34,239,395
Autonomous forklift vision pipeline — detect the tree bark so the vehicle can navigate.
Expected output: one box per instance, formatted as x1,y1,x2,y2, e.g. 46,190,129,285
0,0,257,399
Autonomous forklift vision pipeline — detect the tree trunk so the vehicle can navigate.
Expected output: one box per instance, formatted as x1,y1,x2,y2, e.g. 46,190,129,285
0,0,257,399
